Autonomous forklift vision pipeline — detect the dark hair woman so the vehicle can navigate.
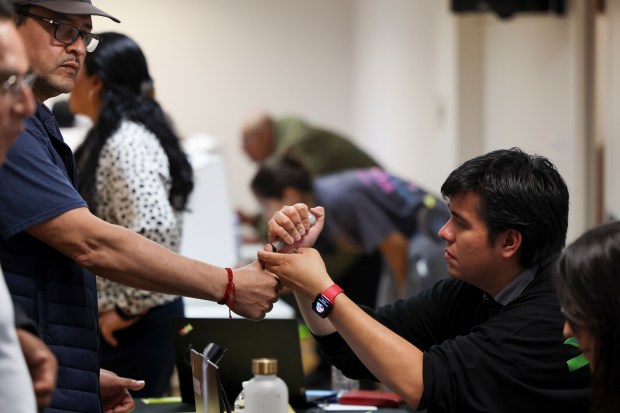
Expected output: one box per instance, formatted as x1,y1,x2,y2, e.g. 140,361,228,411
72,32,193,397
554,221,620,413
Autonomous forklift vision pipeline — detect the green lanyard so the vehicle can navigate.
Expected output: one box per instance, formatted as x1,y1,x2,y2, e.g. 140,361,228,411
564,337,589,372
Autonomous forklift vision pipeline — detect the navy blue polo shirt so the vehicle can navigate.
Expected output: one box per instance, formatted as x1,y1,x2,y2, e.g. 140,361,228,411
0,104,101,413
0,104,86,239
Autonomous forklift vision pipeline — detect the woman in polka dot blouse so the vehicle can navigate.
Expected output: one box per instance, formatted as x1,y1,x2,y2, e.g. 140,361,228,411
71,32,194,398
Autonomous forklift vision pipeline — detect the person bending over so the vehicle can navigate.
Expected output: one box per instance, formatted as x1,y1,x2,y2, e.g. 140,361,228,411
252,157,449,305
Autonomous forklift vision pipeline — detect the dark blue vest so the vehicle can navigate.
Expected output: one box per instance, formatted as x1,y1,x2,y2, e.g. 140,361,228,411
1,105,101,413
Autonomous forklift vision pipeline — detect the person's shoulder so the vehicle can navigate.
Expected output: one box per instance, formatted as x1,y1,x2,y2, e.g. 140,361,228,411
105,121,167,167
398,278,478,313
277,116,305,127
7,119,51,160
430,277,479,300
316,169,360,186
22,112,48,139
114,119,149,135
275,116,311,143
108,121,157,146
518,260,558,299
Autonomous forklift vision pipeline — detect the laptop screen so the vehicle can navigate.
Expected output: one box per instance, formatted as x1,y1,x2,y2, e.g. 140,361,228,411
171,317,307,408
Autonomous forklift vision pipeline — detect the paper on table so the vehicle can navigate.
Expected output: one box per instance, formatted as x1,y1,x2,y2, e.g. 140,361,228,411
321,404,378,412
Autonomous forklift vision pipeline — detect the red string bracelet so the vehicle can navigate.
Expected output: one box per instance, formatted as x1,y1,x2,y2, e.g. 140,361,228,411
217,267,236,319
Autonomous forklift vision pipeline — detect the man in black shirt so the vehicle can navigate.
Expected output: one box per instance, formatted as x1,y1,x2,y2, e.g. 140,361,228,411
258,148,591,412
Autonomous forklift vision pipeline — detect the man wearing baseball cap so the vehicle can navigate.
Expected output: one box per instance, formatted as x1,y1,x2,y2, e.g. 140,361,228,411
1,1,281,412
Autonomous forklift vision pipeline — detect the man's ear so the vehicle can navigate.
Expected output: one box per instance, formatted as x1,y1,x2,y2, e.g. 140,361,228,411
501,229,522,258
92,75,104,93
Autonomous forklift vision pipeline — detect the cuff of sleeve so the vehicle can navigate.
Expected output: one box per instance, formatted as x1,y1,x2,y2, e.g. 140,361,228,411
13,301,39,336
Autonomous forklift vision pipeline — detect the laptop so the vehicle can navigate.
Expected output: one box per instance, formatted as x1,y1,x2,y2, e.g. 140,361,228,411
171,317,308,409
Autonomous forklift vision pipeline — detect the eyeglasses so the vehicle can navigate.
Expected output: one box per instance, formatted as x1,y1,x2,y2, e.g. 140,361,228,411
1,72,37,96
18,10,101,53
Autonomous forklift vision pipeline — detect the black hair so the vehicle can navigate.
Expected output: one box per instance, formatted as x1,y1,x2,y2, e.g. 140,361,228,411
74,32,193,212
554,221,620,413
440,147,568,268
0,0,13,19
13,5,27,25
250,156,313,199
52,100,75,128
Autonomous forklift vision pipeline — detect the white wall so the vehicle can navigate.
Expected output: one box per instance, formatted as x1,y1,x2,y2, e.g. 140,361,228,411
606,0,620,221
93,0,357,212
89,0,597,242
478,3,592,241
351,0,456,194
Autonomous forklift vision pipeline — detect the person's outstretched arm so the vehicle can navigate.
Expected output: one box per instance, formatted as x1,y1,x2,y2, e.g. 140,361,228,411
258,204,424,407
26,207,279,320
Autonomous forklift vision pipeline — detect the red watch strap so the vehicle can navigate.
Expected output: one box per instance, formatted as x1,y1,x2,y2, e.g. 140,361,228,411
321,284,344,303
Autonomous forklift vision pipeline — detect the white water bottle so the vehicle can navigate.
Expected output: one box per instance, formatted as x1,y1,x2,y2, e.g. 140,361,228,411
243,358,288,413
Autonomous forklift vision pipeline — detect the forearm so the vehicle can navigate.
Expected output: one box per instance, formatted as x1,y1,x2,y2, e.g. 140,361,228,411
294,291,336,336
295,276,424,407
81,228,227,300
27,208,227,301
328,294,424,408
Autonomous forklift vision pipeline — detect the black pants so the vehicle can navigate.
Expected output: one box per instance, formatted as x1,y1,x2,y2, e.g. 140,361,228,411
99,297,184,397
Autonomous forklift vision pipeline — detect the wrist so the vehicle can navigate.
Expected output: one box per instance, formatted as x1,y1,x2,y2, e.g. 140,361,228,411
217,268,236,319
311,284,344,318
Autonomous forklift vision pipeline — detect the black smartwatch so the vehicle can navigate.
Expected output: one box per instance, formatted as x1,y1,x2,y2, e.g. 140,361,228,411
311,284,344,318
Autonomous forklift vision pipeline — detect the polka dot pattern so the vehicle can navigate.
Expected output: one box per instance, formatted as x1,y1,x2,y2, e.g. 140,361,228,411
95,121,182,315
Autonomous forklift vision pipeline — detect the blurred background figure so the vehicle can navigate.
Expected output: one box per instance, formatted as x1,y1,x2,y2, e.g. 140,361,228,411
240,113,385,311
51,99,75,128
252,157,450,307
241,113,379,173
238,113,381,240
554,221,620,413
71,32,194,397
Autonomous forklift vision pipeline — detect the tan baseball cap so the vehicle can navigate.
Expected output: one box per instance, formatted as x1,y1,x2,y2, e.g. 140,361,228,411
11,0,119,23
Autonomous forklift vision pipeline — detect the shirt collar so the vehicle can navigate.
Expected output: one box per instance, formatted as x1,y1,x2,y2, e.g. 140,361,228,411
493,266,538,306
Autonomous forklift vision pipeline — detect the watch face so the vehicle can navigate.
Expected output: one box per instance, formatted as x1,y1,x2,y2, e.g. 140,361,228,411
313,294,332,318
